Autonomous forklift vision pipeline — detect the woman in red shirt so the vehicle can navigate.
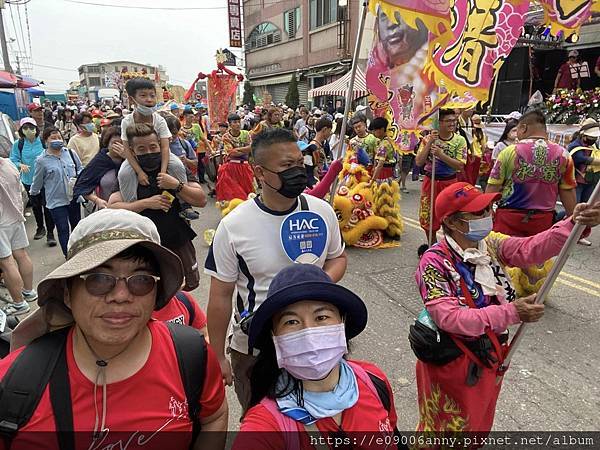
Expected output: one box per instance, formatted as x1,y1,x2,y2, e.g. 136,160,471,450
233,264,401,450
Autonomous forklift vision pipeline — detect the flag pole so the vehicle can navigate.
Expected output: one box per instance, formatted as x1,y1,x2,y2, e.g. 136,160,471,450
329,0,369,205
428,155,437,245
498,181,600,380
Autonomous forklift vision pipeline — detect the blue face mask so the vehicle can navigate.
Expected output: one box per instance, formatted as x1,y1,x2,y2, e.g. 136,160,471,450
135,103,157,116
460,215,493,242
49,139,64,149
83,123,96,133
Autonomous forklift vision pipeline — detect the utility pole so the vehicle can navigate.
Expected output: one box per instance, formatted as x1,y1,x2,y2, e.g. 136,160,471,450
0,3,14,73
15,53,20,75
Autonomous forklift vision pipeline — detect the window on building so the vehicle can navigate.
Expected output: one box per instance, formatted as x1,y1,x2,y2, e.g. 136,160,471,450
248,22,282,50
150,67,155,74
310,0,337,30
115,66,119,72
88,65,100,73
134,67,138,72
88,77,101,86
284,7,301,39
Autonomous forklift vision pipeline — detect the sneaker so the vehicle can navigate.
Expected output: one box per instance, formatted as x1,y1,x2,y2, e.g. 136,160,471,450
401,187,410,194
1,301,30,316
180,209,200,220
578,238,592,246
24,211,32,217
47,234,57,247
22,289,38,302
34,227,46,240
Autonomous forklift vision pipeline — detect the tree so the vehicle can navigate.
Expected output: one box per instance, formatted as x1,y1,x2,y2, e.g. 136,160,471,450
285,75,299,110
242,81,255,108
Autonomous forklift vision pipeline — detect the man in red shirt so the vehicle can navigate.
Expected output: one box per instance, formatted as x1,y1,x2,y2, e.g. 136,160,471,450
554,50,581,91
0,208,227,449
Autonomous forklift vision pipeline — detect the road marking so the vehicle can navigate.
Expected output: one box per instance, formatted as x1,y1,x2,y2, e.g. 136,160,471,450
557,271,600,290
555,278,600,297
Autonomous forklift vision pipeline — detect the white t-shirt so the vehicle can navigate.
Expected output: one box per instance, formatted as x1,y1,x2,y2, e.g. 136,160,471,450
204,194,345,353
120,112,171,141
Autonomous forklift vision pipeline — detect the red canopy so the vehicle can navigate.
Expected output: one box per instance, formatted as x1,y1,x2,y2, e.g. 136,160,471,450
0,72,40,89
0,71,18,88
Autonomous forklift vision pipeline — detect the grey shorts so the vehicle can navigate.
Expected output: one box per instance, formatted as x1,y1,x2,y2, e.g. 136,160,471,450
401,153,415,173
0,222,29,259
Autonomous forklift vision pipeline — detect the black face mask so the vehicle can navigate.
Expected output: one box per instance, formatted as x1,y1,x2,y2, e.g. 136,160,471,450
137,153,161,173
262,165,307,199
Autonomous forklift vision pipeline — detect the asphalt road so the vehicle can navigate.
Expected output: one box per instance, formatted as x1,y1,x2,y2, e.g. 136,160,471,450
8,177,600,432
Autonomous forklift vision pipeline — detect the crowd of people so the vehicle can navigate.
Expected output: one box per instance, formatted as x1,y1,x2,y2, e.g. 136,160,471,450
0,74,599,449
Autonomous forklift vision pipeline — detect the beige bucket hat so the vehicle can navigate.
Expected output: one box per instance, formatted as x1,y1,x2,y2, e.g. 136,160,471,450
12,209,183,349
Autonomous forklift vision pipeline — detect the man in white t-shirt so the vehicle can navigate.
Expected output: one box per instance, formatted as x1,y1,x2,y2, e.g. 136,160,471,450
293,107,309,143
205,128,347,411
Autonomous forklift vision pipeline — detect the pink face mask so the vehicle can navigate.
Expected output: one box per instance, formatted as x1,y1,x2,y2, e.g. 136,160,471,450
272,323,347,381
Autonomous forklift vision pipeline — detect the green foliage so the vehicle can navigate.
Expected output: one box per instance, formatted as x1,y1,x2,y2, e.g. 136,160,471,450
242,81,255,108
285,75,300,110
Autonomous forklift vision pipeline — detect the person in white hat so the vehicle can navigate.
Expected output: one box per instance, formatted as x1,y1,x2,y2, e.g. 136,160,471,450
0,209,228,448
567,118,600,245
9,117,57,246
554,50,580,92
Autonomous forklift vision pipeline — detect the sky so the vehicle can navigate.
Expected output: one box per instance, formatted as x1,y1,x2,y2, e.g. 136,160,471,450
3,0,238,93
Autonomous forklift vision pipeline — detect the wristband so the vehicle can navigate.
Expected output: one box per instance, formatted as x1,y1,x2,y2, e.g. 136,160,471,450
175,181,184,193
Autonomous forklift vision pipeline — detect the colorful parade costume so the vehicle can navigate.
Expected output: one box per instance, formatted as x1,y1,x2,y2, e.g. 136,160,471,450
332,135,403,248
371,136,403,239
418,133,467,235
415,219,586,435
215,129,255,205
487,138,576,295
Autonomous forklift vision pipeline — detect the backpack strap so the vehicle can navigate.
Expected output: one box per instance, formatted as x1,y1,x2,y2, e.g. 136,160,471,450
299,194,308,211
346,361,391,413
260,398,300,450
174,291,196,326
17,139,24,156
49,340,75,450
0,327,71,447
166,322,206,445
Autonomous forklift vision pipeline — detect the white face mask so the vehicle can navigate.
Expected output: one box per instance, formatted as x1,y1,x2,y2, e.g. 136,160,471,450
272,323,347,381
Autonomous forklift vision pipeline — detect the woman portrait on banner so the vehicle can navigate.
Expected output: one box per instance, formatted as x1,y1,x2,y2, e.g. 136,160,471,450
412,181,600,436
366,6,436,155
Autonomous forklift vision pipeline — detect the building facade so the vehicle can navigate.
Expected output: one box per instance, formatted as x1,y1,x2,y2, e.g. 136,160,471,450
243,0,373,106
77,61,169,97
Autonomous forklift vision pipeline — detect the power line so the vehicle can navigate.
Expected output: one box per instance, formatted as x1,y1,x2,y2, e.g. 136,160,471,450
63,0,227,10
32,62,78,72
24,2,32,59
15,3,28,64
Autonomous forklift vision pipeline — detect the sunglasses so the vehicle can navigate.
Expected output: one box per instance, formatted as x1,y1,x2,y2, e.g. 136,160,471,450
79,273,160,296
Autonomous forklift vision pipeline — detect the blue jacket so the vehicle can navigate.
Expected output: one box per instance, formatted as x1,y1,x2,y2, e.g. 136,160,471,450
9,137,45,186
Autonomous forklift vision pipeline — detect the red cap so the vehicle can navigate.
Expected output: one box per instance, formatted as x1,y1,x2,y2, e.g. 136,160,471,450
26,103,42,112
435,182,501,223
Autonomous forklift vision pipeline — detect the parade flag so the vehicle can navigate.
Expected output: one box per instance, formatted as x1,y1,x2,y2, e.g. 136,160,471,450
366,7,447,153
368,0,453,46
424,0,529,101
538,0,594,38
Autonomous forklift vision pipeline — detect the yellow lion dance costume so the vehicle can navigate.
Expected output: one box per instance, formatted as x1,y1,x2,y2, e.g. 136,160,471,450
334,182,389,248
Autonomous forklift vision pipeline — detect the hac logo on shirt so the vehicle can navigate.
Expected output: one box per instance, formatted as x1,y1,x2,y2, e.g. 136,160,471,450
289,218,320,231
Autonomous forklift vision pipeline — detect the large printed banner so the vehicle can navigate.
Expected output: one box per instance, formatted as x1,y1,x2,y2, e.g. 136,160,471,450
207,74,238,130
366,0,594,153
366,8,447,154
369,0,594,103
538,0,596,37
425,0,530,99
